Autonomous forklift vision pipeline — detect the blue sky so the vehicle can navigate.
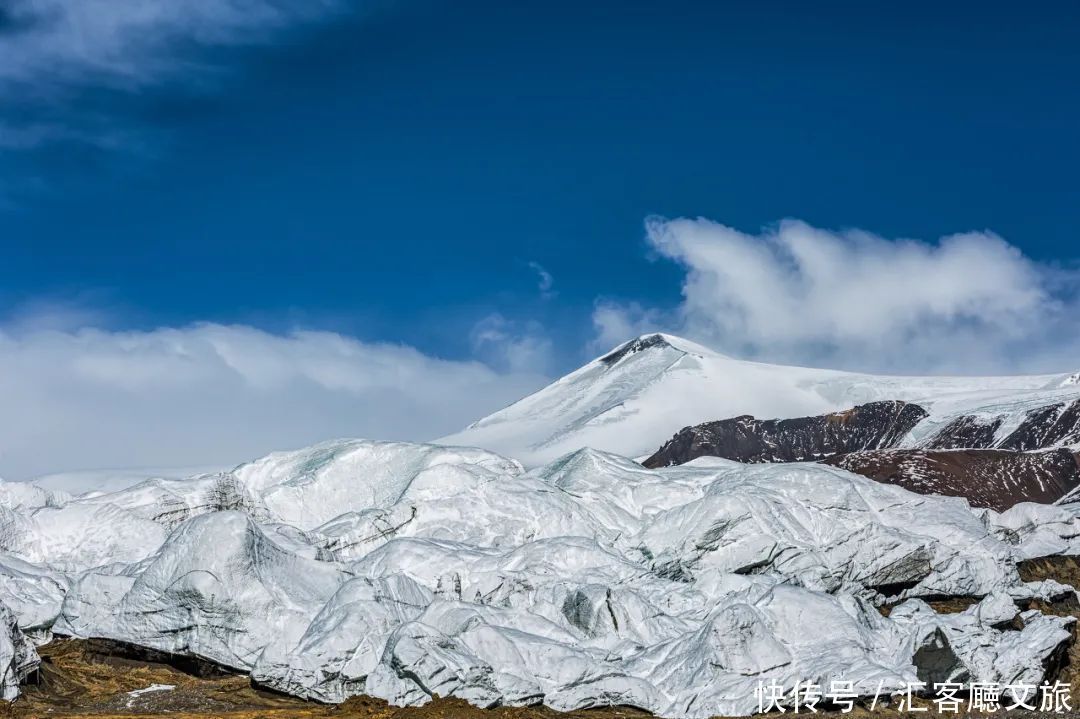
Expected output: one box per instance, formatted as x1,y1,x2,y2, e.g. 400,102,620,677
1,0,1079,477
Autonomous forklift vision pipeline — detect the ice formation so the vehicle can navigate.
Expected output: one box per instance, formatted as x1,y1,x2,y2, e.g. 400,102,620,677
0,440,1069,715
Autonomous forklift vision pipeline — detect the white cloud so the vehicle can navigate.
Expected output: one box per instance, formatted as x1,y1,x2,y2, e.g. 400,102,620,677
596,216,1080,374
0,322,547,481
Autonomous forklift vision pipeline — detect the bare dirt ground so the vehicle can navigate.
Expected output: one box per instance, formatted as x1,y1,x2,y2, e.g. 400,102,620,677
8,556,1080,719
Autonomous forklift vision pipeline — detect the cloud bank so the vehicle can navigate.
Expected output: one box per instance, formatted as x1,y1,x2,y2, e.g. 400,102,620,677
0,323,546,481
597,217,1080,375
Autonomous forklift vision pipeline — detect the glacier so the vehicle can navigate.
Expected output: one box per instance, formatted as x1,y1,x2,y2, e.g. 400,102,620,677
0,438,1073,715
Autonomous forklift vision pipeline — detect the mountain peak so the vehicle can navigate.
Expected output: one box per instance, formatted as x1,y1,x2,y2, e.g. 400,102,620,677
597,333,726,367
598,334,674,366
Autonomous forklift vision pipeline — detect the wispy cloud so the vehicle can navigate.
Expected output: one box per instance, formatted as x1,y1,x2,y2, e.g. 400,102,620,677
0,0,345,155
595,217,1080,374
0,0,342,94
528,261,556,299
0,321,547,480
589,300,663,355
469,313,554,375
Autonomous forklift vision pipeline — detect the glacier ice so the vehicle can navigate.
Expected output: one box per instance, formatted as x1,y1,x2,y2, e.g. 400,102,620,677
55,510,350,671
0,439,1065,715
0,602,37,701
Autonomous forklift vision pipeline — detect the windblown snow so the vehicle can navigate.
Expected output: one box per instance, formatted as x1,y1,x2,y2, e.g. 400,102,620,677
0,335,1078,715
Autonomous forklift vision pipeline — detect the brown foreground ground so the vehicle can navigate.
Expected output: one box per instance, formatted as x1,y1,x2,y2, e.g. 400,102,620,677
8,556,1080,719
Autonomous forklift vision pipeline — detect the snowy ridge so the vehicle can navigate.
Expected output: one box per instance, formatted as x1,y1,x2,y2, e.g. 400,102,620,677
440,334,1078,467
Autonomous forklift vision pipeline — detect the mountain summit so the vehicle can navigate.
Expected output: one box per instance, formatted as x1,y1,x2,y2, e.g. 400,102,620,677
440,333,1074,466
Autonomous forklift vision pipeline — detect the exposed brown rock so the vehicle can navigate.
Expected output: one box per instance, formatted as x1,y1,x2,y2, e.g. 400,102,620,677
1000,399,1080,451
643,401,927,468
822,448,1080,511
923,398,1080,452
924,416,1003,450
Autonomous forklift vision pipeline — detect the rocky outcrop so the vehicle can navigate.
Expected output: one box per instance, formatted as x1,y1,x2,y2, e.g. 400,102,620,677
822,449,1080,512
643,400,1080,509
1000,399,1080,451
924,399,1080,451
925,416,1004,450
598,333,672,366
643,401,927,468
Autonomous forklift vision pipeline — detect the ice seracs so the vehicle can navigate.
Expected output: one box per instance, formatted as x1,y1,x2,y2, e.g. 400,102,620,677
55,511,350,672
231,440,523,530
247,449,1078,716
0,554,67,640
30,439,1078,715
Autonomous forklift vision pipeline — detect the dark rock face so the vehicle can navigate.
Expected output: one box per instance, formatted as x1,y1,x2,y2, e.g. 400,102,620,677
925,416,1003,450
999,399,1080,451
599,334,672,366
822,448,1080,512
643,401,928,468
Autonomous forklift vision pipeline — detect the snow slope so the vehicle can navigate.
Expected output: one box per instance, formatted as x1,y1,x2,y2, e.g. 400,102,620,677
439,334,1080,467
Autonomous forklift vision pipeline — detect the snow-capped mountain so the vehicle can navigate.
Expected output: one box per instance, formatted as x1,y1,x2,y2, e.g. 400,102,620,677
440,333,1079,466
